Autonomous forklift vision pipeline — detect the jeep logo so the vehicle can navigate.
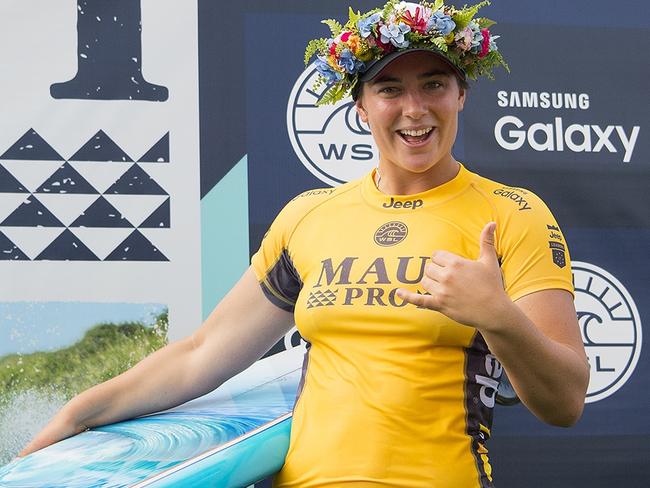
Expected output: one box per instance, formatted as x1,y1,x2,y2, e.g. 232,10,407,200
382,197,424,210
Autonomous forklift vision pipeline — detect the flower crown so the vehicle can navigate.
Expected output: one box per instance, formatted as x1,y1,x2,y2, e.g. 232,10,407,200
304,0,509,105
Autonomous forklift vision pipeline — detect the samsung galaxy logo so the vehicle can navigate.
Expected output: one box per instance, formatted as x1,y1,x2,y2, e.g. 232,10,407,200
494,116,640,163
497,90,590,110
493,188,532,211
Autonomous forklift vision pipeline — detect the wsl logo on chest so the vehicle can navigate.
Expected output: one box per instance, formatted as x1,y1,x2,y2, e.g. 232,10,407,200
374,221,408,247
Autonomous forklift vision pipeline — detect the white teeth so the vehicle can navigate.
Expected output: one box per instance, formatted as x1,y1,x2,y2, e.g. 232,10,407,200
400,127,433,137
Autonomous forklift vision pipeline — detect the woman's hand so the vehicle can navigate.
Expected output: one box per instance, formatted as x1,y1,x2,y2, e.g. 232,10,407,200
18,411,87,457
397,222,509,331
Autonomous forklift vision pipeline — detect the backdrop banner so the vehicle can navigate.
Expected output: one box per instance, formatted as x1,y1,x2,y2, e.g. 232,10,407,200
0,0,647,487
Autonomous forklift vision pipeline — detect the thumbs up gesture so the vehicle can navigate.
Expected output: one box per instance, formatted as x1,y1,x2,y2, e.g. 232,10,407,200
397,222,509,331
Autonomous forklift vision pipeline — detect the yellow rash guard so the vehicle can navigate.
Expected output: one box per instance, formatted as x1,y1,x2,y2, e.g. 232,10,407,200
251,164,573,487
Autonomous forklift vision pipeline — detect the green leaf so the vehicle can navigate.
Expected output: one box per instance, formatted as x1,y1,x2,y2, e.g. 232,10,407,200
478,17,497,29
304,38,327,66
348,7,361,25
321,18,343,37
382,0,400,20
431,36,448,52
432,0,444,11
317,82,348,106
453,0,491,30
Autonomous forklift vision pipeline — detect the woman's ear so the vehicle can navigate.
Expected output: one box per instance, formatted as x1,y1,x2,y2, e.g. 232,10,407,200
356,100,368,123
458,87,466,112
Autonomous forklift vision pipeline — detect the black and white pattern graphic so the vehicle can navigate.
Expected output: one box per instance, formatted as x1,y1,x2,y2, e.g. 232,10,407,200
0,129,171,261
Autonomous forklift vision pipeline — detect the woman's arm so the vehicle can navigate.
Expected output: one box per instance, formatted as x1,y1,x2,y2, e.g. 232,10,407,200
480,288,588,426
397,222,589,427
19,267,294,456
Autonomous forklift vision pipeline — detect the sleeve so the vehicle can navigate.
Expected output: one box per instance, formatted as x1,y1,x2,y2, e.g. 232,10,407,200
495,188,573,302
250,200,303,312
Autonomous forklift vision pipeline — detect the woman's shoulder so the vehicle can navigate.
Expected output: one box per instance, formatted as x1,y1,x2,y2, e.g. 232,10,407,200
281,178,361,217
271,178,362,232
466,169,551,216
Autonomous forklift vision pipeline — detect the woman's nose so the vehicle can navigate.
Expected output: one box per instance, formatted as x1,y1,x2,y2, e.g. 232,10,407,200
402,90,427,119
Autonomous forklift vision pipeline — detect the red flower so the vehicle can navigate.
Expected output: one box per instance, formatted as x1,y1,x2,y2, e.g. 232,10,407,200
340,31,351,42
402,6,428,33
329,42,337,55
479,29,491,58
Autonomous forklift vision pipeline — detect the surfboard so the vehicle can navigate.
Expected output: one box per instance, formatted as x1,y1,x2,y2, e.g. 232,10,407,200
0,346,304,487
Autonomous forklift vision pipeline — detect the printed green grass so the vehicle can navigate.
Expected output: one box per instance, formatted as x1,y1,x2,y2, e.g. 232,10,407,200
0,311,168,406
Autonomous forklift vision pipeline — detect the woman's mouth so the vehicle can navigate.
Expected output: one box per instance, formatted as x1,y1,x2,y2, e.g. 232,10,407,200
398,127,434,146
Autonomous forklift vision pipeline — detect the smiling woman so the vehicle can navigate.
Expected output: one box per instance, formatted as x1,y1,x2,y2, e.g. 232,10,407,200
19,2,588,487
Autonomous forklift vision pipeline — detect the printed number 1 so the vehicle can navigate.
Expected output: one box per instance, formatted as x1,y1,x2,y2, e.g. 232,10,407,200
51,0,168,101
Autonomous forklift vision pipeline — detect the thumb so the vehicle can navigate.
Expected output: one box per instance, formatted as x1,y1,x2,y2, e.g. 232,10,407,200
479,222,498,263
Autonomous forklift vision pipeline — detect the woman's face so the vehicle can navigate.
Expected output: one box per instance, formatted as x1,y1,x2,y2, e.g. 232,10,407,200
355,52,465,177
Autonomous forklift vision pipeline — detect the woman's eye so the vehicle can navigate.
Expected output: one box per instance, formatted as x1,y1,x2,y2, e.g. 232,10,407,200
379,86,399,94
426,81,443,89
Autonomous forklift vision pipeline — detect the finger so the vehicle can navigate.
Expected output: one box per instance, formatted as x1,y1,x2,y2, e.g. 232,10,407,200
421,274,443,294
423,262,444,282
431,250,458,267
479,222,498,264
396,288,438,310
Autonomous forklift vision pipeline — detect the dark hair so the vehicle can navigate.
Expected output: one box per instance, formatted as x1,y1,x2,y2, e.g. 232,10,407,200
352,74,469,102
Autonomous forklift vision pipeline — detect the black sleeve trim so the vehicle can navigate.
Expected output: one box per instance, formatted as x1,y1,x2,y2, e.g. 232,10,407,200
259,248,302,312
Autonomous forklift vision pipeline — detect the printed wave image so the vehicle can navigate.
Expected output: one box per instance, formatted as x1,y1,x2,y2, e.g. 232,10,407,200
0,302,168,466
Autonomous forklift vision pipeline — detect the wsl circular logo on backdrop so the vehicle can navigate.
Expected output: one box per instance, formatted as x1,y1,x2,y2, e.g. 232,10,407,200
287,63,378,186
573,261,642,403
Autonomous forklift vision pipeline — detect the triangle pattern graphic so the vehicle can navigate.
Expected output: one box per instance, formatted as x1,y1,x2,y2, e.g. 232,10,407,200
104,194,168,227
0,165,29,193
72,228,133,260
69,130,133,162
105,164,168,195
103,195,168,227
0,231,29,260
37,194,99,227
71,196,133,228
0,128,64,161
0,161,62,193
139,197,170,228
35,162,100,194
138,132,169,162
1,227,65,259
68,162,129,194
105,229,168,261
0,194,31,223
35,229,99,261
1,195,64,227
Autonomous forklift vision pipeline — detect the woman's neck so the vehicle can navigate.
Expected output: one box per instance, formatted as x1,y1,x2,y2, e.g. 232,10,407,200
375,159,461,195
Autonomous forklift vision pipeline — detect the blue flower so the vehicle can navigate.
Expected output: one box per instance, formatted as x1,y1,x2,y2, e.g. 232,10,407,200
338,49,365,74
357,12,381,38
379,22,411,48
315,56,343,83
489,34,500,52
427,11,456,36
467,21,483,51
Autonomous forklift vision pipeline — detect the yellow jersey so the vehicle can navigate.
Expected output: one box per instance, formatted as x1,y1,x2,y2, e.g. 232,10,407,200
251,164,573,487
